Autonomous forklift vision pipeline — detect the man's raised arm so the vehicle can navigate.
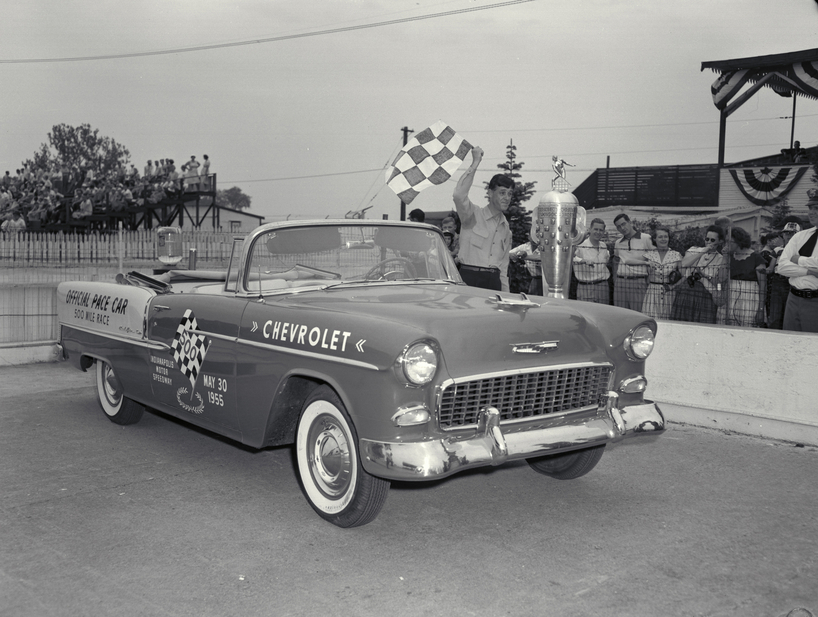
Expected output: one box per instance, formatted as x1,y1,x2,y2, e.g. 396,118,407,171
453,146,484,218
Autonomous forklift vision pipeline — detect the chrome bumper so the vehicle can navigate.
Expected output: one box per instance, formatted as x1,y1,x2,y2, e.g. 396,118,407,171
360,394,665,481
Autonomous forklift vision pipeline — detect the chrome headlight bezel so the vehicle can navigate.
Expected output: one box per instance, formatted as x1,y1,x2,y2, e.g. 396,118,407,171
623,324,655,361
399,341,439,386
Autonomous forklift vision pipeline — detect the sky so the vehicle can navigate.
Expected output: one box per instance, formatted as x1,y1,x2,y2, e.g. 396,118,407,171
2,0,818,224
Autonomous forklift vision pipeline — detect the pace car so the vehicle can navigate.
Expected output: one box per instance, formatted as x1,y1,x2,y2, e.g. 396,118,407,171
57,220,665,527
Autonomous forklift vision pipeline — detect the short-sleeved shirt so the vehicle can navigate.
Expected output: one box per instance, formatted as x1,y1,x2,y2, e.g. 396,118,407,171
574,239,611,282
730,252,765,281
509,242,541,277
614,232,652,277
457,199,512,290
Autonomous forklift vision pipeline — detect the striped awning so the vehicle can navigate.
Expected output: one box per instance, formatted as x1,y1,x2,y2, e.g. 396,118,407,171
702,48,818,110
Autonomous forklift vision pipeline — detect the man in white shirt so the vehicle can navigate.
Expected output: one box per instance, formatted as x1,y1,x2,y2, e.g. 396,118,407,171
574,218,611,304
776,200,818,332
613,213,652,310
452,146,513,292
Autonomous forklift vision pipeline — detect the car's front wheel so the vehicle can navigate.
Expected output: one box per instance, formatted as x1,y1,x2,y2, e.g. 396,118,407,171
95,359,145,425
296,385,389,527
527,445,605,479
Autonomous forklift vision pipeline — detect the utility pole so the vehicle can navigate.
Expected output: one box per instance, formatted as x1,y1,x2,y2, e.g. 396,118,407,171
399,126,413,221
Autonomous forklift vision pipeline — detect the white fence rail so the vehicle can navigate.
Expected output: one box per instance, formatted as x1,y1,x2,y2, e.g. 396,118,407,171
0,230,239,344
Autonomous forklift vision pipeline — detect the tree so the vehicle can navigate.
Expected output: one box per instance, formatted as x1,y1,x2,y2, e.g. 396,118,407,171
216,186,252,211
631,215,704,254
30,123,130,175
761,198,793,235
487,140,536,293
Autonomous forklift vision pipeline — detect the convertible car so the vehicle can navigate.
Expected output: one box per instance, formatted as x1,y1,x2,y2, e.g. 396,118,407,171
57,220,665,527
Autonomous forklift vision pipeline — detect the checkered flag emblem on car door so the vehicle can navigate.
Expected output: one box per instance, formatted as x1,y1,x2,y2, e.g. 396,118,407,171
171,309,210,390
385,120,472,205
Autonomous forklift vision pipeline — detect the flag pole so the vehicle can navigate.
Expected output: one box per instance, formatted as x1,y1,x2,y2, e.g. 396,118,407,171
400,126,413,220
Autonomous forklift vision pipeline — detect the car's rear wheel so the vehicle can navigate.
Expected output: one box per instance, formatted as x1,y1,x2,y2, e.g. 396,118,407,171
295,385,389,527
527,445,605,480
95,360,145,425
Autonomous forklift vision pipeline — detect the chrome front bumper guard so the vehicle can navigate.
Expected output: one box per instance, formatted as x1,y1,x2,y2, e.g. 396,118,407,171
360,392,665,481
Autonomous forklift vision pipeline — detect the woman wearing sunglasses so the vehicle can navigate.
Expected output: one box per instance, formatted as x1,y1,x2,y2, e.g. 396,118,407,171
670,225,728,324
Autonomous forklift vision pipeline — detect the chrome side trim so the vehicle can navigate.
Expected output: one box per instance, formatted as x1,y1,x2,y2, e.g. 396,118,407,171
237,337,379,371
194,330,237,343
61,323,169,351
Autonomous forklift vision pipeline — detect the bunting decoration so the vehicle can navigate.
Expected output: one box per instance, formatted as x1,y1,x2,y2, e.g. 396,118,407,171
711,69,751,110
728,166,808,206
789,61,818,100
385,121,472,205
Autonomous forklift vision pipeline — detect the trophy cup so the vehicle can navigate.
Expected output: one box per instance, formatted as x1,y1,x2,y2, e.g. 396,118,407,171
530,176,586,299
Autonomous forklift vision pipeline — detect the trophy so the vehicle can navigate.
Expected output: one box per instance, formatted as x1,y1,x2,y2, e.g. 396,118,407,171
530,188,586,299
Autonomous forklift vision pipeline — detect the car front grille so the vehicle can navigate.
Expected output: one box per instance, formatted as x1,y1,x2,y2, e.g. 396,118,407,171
437,364,613,429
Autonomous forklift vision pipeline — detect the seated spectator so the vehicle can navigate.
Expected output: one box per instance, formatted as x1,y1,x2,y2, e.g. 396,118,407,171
72,191,93,220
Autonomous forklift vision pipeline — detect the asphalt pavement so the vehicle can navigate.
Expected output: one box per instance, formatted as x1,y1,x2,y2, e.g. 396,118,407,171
1,362,816,617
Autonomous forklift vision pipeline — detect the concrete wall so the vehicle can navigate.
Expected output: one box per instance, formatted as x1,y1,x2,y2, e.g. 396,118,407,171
649,320,818,445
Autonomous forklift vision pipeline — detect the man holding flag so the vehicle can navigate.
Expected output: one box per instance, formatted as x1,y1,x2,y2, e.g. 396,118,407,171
452,146,513,292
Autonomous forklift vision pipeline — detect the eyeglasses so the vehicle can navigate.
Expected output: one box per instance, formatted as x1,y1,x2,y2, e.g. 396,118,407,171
705,237,720,243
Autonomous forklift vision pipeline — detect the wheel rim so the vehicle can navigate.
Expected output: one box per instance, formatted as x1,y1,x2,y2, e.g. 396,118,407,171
97,360,124,417
102,363,121,406
307,413,352,499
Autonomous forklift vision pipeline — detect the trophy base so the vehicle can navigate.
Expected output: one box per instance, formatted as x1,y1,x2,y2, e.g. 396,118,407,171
551,178,572,192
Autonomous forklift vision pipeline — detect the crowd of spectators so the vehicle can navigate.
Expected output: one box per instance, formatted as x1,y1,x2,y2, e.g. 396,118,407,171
415,207,814,332
499,214,814,332
0,154,212,231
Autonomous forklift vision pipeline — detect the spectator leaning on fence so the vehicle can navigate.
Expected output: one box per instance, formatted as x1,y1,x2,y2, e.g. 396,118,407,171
613,213,652,310
642,227,682,320
573,218,611,304
775,199,818,332
722,226,767,328
671,225,727,325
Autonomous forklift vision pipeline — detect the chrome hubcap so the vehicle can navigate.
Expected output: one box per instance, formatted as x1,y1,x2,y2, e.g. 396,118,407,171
309,415,351,498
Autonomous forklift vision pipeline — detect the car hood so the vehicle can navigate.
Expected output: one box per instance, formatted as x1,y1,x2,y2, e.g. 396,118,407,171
271,283,650,377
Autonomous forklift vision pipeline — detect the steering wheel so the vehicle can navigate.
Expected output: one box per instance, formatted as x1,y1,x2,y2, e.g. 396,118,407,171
364,257,417,281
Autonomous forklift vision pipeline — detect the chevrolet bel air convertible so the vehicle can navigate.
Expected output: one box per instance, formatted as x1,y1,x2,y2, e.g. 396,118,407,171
57,220,665,527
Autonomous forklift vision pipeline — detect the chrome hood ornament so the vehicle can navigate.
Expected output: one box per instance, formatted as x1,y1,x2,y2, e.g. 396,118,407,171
510,340,559,354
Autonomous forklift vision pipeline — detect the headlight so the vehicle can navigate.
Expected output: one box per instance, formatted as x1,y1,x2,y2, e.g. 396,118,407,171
624,325,655,360
400,342,438,385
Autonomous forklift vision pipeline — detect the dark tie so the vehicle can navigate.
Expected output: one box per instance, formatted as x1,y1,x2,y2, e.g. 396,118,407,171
799,229,818,258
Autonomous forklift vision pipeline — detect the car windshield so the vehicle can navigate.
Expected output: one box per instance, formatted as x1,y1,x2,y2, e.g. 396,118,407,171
244,223,462,293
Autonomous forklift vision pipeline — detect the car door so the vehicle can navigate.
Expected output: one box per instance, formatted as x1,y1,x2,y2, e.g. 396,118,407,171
147,293,247,439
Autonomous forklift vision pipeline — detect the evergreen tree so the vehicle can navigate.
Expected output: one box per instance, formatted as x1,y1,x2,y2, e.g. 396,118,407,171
486,140,536,292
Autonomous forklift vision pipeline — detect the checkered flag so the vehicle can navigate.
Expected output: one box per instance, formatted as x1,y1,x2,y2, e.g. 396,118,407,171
385,121,472,205
171,309,210,390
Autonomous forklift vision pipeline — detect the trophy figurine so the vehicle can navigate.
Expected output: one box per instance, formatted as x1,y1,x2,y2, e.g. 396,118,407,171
530,165,586,298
